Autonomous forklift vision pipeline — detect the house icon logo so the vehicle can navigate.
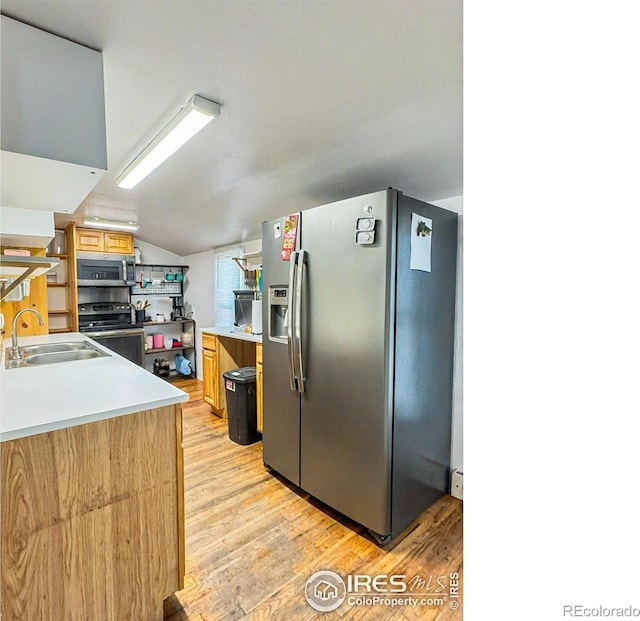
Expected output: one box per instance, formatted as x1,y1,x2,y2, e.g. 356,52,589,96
315,580,338,600
305,570,346,612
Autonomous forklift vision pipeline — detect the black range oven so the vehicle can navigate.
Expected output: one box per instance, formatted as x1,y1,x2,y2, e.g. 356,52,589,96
78,301,144,367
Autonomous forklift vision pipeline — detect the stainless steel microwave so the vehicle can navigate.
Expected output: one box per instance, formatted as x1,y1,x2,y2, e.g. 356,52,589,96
77,253,136,286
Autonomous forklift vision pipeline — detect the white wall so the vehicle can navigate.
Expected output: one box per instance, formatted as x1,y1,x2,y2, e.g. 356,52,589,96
243,238,262,267
182,240,262,379
134,238,184,266
432,195,463,474
182,249,216,379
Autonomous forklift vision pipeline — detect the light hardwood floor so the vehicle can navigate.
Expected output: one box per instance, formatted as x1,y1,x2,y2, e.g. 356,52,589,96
166,378,463,621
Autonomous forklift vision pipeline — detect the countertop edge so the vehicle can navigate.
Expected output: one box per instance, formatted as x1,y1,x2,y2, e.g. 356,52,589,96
0,393,188,443
1,333,189,443
200,326,263,343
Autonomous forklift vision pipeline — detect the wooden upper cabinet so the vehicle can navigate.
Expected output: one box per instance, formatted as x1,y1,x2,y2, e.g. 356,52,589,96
75,229,134,255
104,232,134,255
76,229,104,252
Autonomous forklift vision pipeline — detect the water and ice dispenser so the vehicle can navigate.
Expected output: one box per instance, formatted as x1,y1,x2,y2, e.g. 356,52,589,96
268,286,289,343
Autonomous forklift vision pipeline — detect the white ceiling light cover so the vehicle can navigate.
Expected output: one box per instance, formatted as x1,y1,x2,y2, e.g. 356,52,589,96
115,95,221,190
82,216,139,232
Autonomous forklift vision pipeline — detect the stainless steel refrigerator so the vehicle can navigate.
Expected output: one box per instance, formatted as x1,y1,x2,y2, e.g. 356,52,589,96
261,189,458,543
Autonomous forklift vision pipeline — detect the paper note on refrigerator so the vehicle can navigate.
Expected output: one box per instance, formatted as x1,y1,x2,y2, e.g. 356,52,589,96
410,213,432,272
281,214,299,261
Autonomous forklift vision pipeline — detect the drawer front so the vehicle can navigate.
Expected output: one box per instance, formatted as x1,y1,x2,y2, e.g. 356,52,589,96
202,333,217,351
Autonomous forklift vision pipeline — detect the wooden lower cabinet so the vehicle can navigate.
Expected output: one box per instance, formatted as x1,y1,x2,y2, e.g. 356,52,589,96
203,346,218,409
256,343,263,433
201,333,257,418
1,404,185,621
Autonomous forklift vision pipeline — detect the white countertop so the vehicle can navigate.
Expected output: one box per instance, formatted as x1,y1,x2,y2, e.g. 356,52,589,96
200,326,263,344
0,333,188,442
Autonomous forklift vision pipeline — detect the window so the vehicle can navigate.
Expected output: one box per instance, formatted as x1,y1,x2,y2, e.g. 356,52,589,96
214,245,243,326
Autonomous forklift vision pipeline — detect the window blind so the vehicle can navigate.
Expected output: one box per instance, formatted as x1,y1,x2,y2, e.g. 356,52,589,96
213,245,243,326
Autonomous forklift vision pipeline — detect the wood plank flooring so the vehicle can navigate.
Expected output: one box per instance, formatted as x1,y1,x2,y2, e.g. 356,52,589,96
166,378,463,621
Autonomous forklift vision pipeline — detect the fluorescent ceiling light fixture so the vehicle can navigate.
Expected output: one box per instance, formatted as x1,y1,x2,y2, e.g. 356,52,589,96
115,95,221,190
82,217,139,232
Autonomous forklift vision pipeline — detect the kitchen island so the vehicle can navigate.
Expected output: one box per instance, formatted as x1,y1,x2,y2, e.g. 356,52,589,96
0,333,188,621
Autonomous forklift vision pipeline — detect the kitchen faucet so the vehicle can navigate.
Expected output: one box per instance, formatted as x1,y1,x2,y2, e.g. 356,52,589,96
8,308,45,362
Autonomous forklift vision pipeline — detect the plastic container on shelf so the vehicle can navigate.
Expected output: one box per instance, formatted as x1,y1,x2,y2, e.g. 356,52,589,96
47,230,66,255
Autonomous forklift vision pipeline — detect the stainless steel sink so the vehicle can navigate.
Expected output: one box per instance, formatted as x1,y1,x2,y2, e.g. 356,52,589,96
22,342,95,356
26,349,108,365
5,340,110,368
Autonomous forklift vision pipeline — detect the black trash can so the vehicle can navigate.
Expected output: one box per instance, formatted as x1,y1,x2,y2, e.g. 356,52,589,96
222,367,259,445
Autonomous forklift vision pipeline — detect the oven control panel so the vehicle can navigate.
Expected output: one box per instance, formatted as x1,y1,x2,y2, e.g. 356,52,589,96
79,303,131,313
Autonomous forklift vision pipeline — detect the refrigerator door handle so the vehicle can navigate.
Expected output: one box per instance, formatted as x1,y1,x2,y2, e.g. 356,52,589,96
287,251,298,392
295,250,306,393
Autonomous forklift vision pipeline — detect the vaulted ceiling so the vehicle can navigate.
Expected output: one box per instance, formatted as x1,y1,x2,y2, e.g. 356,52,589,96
2,1,462,256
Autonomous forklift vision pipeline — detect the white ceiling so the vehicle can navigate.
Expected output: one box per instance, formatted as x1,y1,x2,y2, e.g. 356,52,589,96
2,1,462,256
